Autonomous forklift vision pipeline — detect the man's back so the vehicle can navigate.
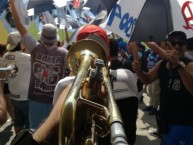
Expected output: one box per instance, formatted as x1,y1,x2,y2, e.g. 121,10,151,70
2,50,31,101
21,30,69,104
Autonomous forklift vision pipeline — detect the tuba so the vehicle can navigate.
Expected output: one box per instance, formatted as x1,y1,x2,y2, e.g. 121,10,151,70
59,36,128,145
0,62,18,80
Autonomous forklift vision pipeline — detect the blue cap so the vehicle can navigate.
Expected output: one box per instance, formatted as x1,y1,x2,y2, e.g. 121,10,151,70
118,41,127,52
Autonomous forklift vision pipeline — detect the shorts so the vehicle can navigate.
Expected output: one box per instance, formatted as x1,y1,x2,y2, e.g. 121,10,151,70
29,100,53,130
162,125,193,145
11,100,29,129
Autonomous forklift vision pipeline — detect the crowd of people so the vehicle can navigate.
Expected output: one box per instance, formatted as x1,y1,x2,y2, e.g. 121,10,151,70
0,0,193,145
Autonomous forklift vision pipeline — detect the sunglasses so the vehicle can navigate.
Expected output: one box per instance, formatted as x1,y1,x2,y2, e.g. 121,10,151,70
170,41,186,47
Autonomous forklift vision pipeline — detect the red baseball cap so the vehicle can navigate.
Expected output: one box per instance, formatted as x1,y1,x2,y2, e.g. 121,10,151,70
76,24,109,59
77,24,109,46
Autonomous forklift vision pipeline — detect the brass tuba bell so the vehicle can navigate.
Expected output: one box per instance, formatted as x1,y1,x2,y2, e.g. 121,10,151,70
59,36,128,145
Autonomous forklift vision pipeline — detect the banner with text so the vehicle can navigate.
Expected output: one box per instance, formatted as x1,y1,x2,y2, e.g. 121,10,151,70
170,0,193,38
102,0,146,41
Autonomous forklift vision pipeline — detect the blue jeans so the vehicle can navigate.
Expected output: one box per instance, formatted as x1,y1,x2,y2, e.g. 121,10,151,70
29,100,53,130
162,125,193,145
11,100,29,129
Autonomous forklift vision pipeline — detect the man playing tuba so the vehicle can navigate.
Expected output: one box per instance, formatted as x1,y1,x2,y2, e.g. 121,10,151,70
11,24,130,145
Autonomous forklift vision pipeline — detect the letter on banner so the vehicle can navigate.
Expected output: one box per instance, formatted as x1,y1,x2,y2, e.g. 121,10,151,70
103,0,146,41
181,1,193,30
170,0,193,38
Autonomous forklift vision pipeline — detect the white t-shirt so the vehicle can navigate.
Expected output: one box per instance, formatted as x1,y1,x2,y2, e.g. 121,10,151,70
53,69,138,104
1,51,31,101
110,69,138,99
53,76,75,104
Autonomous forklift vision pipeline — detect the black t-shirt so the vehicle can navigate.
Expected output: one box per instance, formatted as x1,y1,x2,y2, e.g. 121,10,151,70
158,58,193,126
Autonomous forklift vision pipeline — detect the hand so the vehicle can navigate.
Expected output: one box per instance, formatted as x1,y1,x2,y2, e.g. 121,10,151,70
145,42,158,49
130,42,139,61
132,61,141,73
120,49,128,59
165,41,180,67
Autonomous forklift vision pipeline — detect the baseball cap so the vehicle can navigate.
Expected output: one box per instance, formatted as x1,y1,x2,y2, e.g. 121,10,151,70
7,31,21,51
76,24,109,57
39,23,57,44
166,31,187,41
77,24,109,46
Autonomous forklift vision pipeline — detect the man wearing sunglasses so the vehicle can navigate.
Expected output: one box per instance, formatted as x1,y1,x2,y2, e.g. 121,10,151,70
132,31,193,145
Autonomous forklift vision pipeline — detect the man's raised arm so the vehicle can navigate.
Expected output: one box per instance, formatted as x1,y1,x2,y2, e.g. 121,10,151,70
9,0,27,37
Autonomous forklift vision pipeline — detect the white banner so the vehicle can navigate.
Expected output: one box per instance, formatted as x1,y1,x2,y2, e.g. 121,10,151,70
170,0,193,38
102,0,146,41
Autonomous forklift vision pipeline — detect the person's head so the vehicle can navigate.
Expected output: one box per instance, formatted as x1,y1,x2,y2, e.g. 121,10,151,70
6,31,22,52
127,42,133,54
76,24,109,58
167,31,187,57
39,23,58,46
109,38,119,57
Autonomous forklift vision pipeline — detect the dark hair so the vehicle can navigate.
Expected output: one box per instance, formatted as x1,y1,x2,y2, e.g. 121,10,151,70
167,31,187,41
57,41,62,47
10,43,21,52
109,38,119,57
67,44,72,51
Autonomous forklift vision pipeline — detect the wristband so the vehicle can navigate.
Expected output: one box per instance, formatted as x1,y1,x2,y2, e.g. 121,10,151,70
11,129,40,145
174,61,186,70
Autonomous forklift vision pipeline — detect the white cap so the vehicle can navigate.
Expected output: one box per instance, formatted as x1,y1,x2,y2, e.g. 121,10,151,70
7,31,21,51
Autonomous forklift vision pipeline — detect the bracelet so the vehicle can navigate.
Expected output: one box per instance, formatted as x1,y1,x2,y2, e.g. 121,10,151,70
173,61,186,70
11,129,40,145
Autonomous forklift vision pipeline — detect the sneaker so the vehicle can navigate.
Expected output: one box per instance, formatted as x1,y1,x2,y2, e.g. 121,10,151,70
148,108,157,115
143,106,153,112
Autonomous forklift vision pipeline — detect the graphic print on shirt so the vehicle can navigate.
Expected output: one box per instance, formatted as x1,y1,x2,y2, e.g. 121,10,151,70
147,53,161,69
5,55,18,78
172,79,181,91
33,53,61,92
168,78,181,91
